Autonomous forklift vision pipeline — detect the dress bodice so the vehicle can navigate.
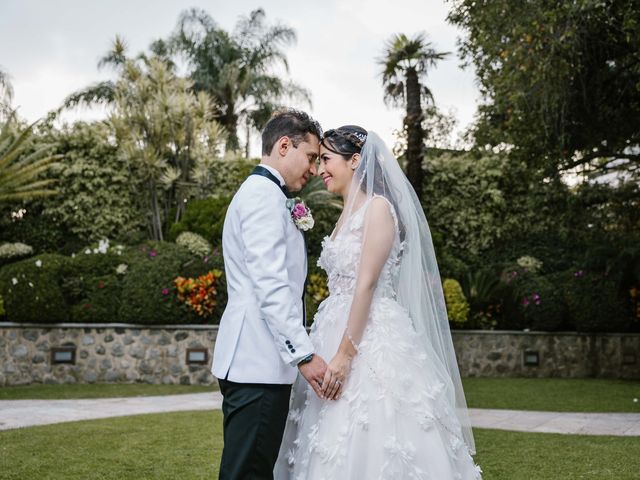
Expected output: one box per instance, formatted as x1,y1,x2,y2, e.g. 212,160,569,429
318,197,404,299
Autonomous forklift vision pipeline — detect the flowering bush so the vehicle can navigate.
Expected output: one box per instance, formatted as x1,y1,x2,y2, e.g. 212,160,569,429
174,270,223,319
0,242,34,264
443,278,470,326
516,255,543,273
500,267,567,331
176,231,212,257
0,254,71,322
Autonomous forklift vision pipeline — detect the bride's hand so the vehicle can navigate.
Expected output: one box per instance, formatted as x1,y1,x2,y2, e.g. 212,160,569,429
321,352,353,400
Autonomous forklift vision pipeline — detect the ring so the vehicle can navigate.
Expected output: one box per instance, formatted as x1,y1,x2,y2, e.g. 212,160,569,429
335,380,342,386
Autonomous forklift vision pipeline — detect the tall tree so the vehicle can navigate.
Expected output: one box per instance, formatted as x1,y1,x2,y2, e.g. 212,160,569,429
448,0,640,178
171,8,311,154
380,33,448,199
108,57,226,240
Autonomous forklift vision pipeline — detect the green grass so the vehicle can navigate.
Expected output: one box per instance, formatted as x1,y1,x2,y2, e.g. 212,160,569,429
3,378,639,413
0,411,638,480
462,378,640,413
0,383,218,400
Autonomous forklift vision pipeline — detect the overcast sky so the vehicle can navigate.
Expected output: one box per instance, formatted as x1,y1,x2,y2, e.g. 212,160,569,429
0,0,480,154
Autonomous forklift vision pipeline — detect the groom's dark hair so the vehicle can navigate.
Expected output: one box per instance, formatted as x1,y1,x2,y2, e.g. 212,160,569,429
262,108,323,156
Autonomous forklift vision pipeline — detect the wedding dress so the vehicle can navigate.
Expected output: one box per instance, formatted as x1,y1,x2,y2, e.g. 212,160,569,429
274,194,482,479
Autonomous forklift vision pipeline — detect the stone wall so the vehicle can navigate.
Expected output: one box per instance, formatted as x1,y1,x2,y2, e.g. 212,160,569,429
453,330,640,379
0,323,217,386
1,323,639,386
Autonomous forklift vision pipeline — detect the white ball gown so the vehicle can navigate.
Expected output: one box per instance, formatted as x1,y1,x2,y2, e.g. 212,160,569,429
274,198,482,480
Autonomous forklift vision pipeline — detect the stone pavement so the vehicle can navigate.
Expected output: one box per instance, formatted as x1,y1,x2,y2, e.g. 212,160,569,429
0,392,639,436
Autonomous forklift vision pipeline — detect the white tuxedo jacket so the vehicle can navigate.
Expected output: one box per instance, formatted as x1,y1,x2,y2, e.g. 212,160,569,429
212,165,314,384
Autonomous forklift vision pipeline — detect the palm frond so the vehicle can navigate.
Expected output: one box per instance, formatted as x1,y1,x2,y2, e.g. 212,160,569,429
61,81,116,110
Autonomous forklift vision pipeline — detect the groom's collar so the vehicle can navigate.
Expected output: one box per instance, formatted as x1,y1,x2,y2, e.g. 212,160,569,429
258,163,285,187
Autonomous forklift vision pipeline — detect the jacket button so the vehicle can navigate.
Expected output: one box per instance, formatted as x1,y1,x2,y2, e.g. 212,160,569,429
285,340,291,345
291,348,296,353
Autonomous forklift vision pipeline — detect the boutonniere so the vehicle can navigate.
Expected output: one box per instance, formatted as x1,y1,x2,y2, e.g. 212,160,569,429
286,197,314,231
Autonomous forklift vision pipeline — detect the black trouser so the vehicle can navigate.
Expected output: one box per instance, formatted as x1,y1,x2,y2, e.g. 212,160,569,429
218,379,292,480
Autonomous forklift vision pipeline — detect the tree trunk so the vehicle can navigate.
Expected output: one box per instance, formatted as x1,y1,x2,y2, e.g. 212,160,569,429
244,117,251,159
404,67,425,200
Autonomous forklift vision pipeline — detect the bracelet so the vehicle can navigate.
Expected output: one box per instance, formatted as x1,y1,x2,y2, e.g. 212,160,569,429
297,353,314,366
346,330,359,353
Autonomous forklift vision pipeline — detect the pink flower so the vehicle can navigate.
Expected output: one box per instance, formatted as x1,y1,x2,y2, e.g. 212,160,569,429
532,293,541,305
98,281,105,289
161,288,170,296
522,297,530,307
292,203,307,219
574,270,584,277
149,250,157,258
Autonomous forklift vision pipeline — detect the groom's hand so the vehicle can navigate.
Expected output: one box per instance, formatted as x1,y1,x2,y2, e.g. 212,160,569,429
298,354,328,399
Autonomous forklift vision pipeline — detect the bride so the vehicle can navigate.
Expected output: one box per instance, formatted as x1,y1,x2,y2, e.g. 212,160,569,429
275,126,482,479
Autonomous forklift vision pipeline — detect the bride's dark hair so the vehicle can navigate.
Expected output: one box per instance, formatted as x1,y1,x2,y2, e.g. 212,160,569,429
324,125,406,241
320,125,368,159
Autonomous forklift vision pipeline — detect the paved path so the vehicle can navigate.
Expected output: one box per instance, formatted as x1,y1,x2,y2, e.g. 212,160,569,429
1,392,639,436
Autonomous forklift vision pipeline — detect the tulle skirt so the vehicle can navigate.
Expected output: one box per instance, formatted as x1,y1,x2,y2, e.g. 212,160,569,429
274,293,482,479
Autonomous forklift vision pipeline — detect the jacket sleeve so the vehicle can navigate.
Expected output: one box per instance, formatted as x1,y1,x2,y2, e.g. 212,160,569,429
237,183,314,365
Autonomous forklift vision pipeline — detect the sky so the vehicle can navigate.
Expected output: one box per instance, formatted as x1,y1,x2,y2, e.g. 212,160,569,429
0,0,480,155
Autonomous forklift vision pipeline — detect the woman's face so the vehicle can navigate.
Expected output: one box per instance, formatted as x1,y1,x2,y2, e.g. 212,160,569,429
318,144,357,197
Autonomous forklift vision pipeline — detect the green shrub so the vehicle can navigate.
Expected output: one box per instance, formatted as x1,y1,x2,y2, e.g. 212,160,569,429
443,278,470,326
500,267,567,331
168,196,232,248
0,254,71,322
0,242,34,266
60,246,129,323
117,241,221,324
564,270,631,332
176,232,212,257
0,294,5,317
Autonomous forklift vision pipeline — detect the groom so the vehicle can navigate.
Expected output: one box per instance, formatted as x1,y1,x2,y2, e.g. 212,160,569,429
212,109,328,479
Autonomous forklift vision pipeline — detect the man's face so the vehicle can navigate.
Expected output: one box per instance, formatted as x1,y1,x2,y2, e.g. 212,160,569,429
281,134,319,191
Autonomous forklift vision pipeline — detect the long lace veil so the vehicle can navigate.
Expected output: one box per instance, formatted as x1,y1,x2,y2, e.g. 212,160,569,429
343,131,476,455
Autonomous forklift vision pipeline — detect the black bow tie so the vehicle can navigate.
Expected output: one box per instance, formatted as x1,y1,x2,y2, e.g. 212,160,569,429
250,165,293,198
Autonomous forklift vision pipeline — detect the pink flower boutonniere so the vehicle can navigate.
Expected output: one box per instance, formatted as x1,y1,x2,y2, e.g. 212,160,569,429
286,197,314,231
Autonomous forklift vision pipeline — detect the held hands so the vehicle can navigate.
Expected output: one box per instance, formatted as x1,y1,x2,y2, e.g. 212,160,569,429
298,354,328,399
321,351,354,401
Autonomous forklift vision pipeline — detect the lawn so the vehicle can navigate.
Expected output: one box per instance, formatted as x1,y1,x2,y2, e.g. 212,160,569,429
2,378,638,414
0,383,218,400
462,378,640,413
0,411,638,480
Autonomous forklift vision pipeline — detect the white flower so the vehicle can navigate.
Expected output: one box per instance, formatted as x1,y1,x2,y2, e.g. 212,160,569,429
296,216,315,231
11,277,18,285
35,259,42,267
84,248,91,255
92,248,98,254
634,398,638,403
116,264,128,275
97,239,110,254
71,253,76,258
28,282,34,288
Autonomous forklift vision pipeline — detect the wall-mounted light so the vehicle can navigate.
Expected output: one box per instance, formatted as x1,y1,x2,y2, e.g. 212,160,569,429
51,346,76,365
523,349,539,367
186,348,208,365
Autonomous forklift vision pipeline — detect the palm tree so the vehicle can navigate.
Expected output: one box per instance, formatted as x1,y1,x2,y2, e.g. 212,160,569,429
172,8,311,154
380,33,448,199
0,118,61,203
60,35,128,111
0,66,14,120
